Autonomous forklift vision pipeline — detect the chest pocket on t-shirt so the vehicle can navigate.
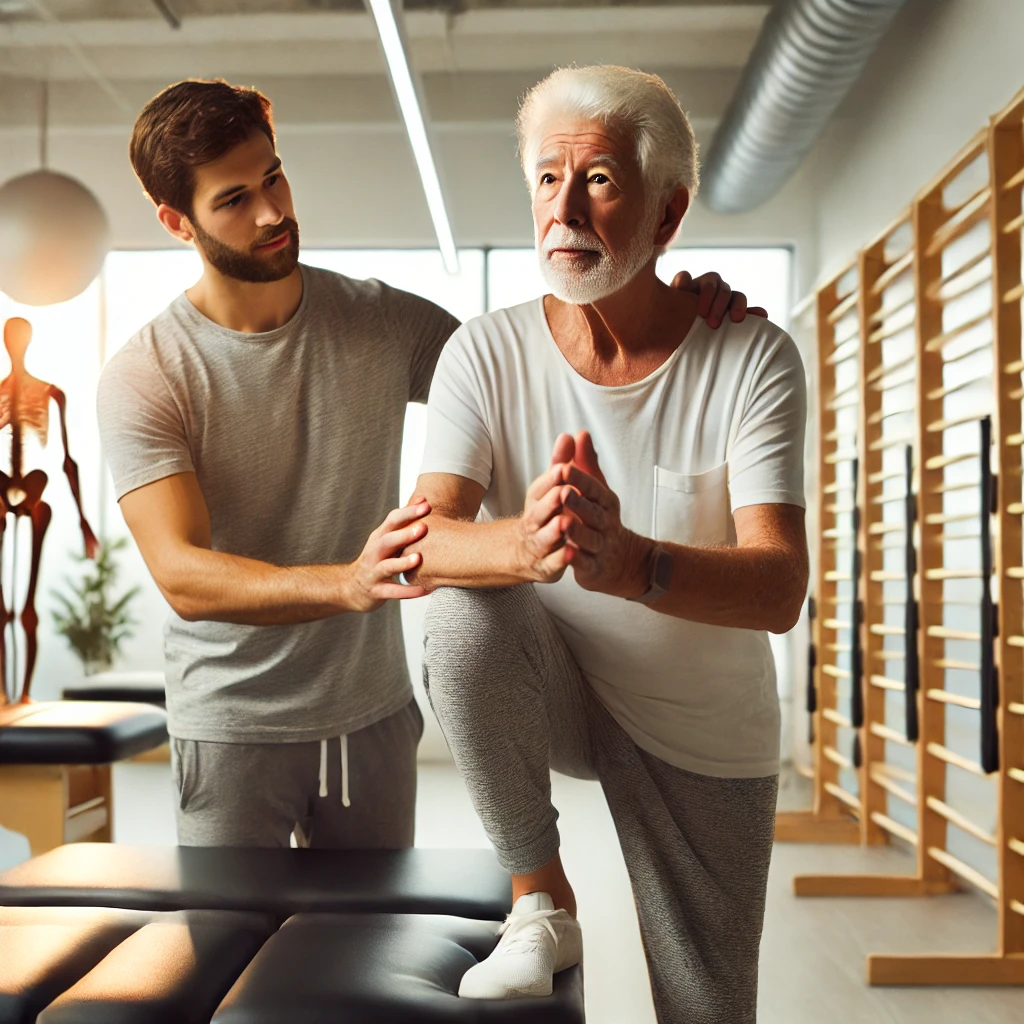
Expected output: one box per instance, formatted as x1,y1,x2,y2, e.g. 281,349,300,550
653,463,730,547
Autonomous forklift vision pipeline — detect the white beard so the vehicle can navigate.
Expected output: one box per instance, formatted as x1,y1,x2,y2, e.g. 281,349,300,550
537,202,661,305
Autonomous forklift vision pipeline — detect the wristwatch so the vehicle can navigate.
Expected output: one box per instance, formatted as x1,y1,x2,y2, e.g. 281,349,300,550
628,545,674,605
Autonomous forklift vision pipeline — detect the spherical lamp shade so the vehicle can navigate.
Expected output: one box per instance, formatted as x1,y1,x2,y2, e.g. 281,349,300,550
0,170,110,306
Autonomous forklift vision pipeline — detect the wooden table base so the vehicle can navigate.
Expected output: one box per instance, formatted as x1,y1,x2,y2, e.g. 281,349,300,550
775,809,861,844
868,953,1024,986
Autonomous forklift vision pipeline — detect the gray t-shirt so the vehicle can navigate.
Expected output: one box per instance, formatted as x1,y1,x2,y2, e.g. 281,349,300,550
97,264,459,743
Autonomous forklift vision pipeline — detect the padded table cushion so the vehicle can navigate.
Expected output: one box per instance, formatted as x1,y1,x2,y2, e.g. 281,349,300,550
36,909,274,1024
0,702,168,764
0,844,512,921
60,687,165,707
213,913,585,1024
0,906,154,1024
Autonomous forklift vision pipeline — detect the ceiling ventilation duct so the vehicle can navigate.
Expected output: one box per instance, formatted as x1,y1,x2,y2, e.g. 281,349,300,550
701,0,909,214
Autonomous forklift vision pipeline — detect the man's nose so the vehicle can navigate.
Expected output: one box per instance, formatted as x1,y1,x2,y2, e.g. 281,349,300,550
553,178,588,228
255,195,285,226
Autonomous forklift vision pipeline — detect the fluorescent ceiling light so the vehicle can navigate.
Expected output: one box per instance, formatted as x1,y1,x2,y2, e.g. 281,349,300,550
367,0,459,274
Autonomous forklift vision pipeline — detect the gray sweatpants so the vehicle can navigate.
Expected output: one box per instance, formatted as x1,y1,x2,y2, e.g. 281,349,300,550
171,698,424,849
423,585,777,1024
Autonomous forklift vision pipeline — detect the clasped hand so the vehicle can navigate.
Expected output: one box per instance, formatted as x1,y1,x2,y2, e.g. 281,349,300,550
516,431,650,598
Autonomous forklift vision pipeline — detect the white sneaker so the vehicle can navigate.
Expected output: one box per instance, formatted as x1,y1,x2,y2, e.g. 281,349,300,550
458,891,583,999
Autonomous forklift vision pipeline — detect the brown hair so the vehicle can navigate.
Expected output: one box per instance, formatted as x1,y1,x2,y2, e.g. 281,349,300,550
129,79,276,216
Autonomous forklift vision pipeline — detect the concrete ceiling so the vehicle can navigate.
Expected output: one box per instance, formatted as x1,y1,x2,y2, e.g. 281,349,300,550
0,1,771,132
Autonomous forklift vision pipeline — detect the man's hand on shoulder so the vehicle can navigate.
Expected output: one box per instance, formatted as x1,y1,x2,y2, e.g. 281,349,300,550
672,270,768,329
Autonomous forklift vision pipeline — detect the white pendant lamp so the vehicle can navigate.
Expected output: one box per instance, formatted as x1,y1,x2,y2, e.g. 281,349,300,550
0,82,110,306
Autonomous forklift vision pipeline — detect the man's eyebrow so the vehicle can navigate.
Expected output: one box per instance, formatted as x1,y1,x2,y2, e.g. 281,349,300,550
211,157,283,204
533,152,623,175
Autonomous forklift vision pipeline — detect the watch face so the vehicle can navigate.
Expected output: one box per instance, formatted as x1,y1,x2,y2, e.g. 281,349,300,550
653,549,674,592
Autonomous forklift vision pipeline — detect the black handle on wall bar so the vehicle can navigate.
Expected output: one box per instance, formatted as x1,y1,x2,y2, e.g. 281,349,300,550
850,458,864,769
807,596,817,744
903,445,920,743
979,416,999,775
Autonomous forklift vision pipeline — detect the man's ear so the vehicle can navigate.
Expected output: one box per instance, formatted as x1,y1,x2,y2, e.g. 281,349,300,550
156,203,195,245
654,187,689,249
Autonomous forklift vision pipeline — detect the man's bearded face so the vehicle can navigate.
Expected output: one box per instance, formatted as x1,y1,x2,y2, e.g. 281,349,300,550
191,215,300,284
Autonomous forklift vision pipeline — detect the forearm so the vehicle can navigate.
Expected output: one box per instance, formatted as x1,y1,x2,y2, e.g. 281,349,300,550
151,543,355,625
405,513,529,590
643,539,806,634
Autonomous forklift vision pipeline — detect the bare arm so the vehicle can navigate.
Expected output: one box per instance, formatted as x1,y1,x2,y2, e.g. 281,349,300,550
405,443,579,590
119,472,429,625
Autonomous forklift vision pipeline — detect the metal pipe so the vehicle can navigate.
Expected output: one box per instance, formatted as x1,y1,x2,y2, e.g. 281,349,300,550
701,0,909,213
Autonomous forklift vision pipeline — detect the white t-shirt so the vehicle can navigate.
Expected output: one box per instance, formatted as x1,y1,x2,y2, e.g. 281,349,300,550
421,297,807,778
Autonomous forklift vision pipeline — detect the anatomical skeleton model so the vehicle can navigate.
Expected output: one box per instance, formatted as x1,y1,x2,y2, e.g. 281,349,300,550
0,317,98,705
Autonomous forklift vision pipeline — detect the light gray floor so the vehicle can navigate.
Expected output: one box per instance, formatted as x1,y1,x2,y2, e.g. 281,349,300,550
1,760,1021,1022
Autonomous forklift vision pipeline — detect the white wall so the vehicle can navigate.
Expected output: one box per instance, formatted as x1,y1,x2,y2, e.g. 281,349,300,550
810,0,1024,281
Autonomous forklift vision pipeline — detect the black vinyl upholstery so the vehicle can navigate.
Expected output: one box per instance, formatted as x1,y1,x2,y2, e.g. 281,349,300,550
36,910,275,1024
0,702,168,764
0,844,512,921
59,687,165,708
213,913,586,1024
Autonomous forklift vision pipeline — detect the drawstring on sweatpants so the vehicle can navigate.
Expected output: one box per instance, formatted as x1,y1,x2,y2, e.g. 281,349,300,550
318,736,351,808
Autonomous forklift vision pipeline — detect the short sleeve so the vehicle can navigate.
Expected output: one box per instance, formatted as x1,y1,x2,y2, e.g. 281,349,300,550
728,331,807,511
379,283,461,404
97,342,194,501
418,326,493,490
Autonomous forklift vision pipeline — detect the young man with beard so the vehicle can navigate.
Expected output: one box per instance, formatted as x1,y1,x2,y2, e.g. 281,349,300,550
97,78,760,852
408,66,808,1022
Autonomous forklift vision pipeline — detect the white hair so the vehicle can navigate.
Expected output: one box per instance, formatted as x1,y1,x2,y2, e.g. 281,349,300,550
517,65,700,209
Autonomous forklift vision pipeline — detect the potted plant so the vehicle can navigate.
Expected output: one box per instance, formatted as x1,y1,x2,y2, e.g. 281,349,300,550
51,536,140,676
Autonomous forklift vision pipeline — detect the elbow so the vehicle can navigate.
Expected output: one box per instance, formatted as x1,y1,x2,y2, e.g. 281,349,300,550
766,587,807,634
155,572,204,622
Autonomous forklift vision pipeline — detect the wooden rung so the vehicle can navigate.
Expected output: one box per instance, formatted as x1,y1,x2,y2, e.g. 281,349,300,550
926,846,999,899
1004,282,1024,304
823,618,852,629
827,643,853,653
923,311,991,354
822,528,855,538
868,468,905,485
875,761,917,784
935,480,981,495
870,674,905,691
824,781,862,811
924,568,982,580
927,689,981,710
926,741,987,778
869,316,916,346
927,374,991,401
926,412,991,433
927,247,989,300
1006,567,1024,579
927,626,982,641
938,531,982,543
1008,636,1024,648
870,623,906,636
872,650,905,661
827,289,860,325
823,482,852,495
871,492,909,505
826,338,860,366
1004,359,1024,374
925,452,976,470
1003,164,1024,192
869,572,906,583
925,188,991,256
872,250,914,295
869,356,916,389
869,434,915,452
1007,503,1024,514
925,511,979,525
1008,385,1024,400
926,796,997,846
868,406,916,425
1011,767,1024,785
1008,702,1024,715
828,393,860,413
1012,900,1024,918
822,664,851,679
870,722,913,747
1008,433,1024,446
869,767,917,807
934,658,981,671
824,571,853,582
825,503,856,514
824,450,859,465
869,522,906,535
1009,837,1024,858
871,811,918,846
823,708,853,729
1003,210,1024,235
823,745,853,771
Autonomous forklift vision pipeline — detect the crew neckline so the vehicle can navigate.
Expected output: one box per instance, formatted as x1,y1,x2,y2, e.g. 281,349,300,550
534,294,704,393
175,263,310,343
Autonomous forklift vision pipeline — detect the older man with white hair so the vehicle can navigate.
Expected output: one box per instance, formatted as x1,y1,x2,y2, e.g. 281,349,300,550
406,65,808,1021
